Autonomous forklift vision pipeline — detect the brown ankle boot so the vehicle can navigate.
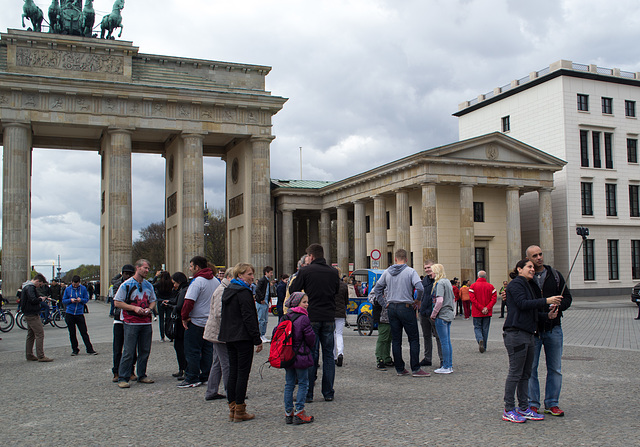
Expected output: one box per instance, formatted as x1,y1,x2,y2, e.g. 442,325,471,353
228,402,236,421
233,403,255,422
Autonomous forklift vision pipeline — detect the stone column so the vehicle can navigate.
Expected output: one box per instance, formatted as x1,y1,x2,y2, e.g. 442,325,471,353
459,184,475,282
320,210,331,264
181,133,205,270
2,122,32,296
309,214,319,244
281,208,294,275
373,195,388,269
506,187,522,273
107,129,133,278
336,205,349,275
422,182,438,264
250,137,274,269
297,216,308,257
353,200,367,270
395,189,410,254
538,188,554,267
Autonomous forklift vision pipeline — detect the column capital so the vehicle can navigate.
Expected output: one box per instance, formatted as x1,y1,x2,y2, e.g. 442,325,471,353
538,186,555,193
279,205,296,213
181,132,206,141
506,185,521,191
460,182,476,189
1,120,31,131
249,135,276,144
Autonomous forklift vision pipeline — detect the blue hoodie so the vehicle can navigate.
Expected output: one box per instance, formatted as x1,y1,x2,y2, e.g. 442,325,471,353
372,263,424,304
62,284,90,315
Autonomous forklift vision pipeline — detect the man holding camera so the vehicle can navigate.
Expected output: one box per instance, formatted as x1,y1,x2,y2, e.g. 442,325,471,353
525,245,572,417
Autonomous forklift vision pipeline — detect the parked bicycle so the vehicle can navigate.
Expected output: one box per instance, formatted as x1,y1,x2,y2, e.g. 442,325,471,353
0,297,15,332
16,298,66,329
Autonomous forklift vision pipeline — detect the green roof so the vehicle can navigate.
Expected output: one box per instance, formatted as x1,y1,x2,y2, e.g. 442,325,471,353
271,179,334,189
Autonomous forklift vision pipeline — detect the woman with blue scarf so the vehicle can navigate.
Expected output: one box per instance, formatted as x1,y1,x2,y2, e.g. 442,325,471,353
219,263,263,422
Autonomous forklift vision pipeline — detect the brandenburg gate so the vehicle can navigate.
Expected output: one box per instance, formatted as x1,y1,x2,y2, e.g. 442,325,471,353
0,29,287,295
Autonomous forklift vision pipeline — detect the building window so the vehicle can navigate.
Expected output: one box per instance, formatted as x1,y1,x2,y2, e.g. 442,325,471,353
580,130,589,167
606,183,617,216
581,182,593,216
602,97,613,114
365,215,370,233
628,138,638,163
632,240,640,279
592,131,601,168
387,251,393,266
604,133,614,169
501,116,510,132
630,185,640,217
577,94,589,111
583,239,595,281
626,100,636,117
473,202,485,222
386,211,390,230
608,240,619,280
475,247,486,273
409,206,413,226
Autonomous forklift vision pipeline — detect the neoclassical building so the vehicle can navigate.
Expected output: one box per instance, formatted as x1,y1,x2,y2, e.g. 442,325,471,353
271,132,565,283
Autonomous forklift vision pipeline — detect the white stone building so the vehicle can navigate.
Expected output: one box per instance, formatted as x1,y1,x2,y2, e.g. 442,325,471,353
455,60,640,297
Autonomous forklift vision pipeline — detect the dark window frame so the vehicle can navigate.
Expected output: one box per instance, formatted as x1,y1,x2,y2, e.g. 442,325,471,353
632,240,640,279
581,182,593,216
473,202,485,222
606,183,617,216
592,131,601,168
580,130,590,167
583,239,595,281
602,97,613,114
365,215,370,233
409,206,413,226
475,247,486,274
604,132,614,169
630,185,640,218
625,100,636,117
628,138,638,163
386,211,390,230
608,239,619,280
577,94,589,111
501,115,510,132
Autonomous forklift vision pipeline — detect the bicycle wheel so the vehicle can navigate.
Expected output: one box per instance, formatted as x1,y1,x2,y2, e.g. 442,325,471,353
16,311,27,330
0,310,14,332
52,310,67,328
357,312,373,336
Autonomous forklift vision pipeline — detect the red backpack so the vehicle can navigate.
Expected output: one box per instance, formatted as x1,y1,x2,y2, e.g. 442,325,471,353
268,313,302,369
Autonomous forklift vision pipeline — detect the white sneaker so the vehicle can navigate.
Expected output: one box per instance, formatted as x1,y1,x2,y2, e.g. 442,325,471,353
434,367,453,374
261,336,270,343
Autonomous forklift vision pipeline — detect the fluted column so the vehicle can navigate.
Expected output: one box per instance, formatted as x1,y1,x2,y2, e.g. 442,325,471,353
250,137,274,269
373,195,388,269
107,128,133,278
2,122,32,296
506,187,522,272
337,205,349,275
353,200,367,270
460,184,474,282
182,133,205,270
281,208,294,275
539,188,554,267
422,182,437,264
320,210,331,264
395,189,410,254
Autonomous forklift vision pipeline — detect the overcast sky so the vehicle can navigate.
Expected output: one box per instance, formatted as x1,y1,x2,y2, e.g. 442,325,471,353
2,0,640,273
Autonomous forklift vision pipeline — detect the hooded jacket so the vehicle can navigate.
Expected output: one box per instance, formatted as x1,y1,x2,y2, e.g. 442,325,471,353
278,306,316,369
372,263,424,304
203,278,229,343
62,284,90,315
218,282,261,345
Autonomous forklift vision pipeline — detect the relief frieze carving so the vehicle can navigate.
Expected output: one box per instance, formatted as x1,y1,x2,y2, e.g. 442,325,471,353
15,47,124,75
0,94,8,106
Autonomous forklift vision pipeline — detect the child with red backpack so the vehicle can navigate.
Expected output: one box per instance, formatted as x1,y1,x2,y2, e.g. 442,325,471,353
280,292,316,425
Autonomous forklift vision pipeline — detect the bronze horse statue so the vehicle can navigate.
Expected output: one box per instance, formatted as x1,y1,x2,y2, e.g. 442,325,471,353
22,0,44,32
100,0,124,39
81,0,95,37
48,0,61,33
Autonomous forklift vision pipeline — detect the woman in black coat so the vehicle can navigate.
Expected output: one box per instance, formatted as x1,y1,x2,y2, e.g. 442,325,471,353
167,272,188,379
219,263,263,422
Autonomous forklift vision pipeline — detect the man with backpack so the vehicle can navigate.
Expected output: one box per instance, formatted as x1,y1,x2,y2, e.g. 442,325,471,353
525,245,572,417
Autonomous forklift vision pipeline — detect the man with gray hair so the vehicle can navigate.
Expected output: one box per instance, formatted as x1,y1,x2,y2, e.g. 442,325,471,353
469,270,497,353
372,249,428,377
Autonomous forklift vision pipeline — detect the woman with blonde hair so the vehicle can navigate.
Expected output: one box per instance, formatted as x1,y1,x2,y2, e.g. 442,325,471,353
428,264,455,374
219,263,263,422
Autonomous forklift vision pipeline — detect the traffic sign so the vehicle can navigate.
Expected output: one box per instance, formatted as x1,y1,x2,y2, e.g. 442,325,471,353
370,249,381,261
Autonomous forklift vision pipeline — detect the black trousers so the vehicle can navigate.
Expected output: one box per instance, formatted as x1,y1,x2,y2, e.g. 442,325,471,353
226,340,254,405
65,313,94,353
173,321,187,372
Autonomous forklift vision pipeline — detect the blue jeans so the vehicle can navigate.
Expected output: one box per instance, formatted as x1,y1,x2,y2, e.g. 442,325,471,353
118,323,152,382
184,322,213,383
435,318,453,369
529,325,563,408
256,302,268,336
473,316,491,349
308,321,335,400
284,367,310,414
387,303,420,373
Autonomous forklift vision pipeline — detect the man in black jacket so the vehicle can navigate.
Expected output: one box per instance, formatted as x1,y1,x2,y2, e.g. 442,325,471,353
289,243,340,402
22,273,53,362
255,266,273,343
525,245,572,417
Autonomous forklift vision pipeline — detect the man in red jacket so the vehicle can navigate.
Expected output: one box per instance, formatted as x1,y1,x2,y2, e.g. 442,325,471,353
469,271,497,353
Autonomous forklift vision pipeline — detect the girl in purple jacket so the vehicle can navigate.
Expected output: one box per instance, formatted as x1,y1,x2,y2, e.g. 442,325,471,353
283,292,316,425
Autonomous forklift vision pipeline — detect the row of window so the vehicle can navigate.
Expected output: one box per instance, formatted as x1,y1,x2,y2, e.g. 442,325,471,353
583,239,640,280
577,94,636,117
364,208,415,233
581,182,640,217
579,130,616,168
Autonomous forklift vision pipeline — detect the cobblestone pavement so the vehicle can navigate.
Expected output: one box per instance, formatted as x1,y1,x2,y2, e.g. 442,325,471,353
1,300,639,446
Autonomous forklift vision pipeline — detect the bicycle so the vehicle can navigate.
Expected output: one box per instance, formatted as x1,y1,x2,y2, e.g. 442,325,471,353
0,297,15,332
17,298,67,329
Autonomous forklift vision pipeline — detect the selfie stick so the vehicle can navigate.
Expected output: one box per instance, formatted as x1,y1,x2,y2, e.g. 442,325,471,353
559,227,589,296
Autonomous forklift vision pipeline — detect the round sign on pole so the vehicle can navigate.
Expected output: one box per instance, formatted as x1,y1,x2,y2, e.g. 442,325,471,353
370,249,381,261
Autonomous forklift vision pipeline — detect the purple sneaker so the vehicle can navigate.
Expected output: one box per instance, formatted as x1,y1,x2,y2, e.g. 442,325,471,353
502,409,526,423
516,406,544,421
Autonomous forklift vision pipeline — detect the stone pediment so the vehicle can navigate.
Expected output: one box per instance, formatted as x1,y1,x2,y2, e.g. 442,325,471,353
423,132,566,168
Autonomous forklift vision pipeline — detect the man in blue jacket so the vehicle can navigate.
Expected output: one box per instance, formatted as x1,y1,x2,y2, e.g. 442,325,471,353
62,275,98,356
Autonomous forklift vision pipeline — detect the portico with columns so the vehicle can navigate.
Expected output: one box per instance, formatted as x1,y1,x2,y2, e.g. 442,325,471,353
272,132,565,282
